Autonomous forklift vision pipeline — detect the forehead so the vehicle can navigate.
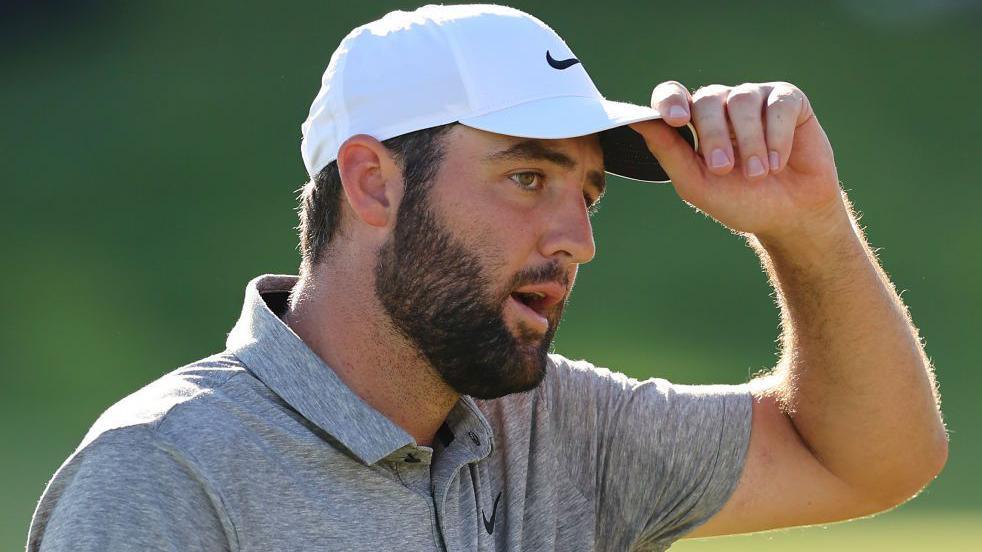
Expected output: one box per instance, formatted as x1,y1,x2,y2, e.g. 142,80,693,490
446,125,604,173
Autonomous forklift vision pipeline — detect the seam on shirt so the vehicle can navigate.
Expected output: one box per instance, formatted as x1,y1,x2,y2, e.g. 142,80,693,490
423,496,445,550
148,364,252,551
149,429,243,551
648,393,741,549
79,423,242,551
599,377,642,550
539,375,597,509
389,462,433,500
688,391,752,531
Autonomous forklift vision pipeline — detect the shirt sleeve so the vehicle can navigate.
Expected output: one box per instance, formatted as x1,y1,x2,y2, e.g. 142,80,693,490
544,355,752,551
27,426,236,552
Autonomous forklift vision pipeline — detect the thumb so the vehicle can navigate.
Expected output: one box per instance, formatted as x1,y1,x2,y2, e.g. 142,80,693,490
628,120,707,202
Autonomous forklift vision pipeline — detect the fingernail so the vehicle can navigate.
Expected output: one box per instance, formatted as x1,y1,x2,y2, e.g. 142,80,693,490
747,156,765,177
710,148,729,169
768,151,780,171
668,105,688,120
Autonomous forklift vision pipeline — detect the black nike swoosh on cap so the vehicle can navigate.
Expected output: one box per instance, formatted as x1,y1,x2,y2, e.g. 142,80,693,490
482,491,502,534
546,50,580,70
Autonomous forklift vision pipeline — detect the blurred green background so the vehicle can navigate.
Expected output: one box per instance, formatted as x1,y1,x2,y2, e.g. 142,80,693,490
2,0,980,549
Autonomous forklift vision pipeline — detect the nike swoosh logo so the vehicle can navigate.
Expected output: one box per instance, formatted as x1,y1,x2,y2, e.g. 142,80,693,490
546,50,580,70
482,491,502,534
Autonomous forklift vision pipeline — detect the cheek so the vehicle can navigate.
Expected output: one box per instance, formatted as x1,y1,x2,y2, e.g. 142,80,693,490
483,193,537,244
467,213,529,277
434,174,540,280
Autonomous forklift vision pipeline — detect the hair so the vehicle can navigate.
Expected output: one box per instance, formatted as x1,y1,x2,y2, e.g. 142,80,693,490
296,122,459,273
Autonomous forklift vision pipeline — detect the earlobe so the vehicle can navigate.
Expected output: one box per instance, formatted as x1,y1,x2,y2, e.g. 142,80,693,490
337,135,400,229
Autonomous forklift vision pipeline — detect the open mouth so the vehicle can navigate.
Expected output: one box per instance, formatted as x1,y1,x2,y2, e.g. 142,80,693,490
507,293,549,333
505,280,565,334
506,288,561,335
511,290,548,314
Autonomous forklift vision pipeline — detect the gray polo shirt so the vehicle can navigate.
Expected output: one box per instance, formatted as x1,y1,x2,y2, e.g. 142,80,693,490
28,274,751,551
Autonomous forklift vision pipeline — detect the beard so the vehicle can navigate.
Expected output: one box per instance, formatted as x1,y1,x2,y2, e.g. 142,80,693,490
374,188,568,400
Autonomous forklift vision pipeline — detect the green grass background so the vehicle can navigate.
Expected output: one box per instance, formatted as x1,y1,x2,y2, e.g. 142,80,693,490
2,0,980,549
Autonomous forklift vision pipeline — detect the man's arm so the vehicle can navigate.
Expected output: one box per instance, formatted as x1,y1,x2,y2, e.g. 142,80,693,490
630,81,948,536
694,201,947,536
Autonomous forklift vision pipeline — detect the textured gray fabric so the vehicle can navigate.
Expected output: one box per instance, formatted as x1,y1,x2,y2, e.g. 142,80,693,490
28,274,752,551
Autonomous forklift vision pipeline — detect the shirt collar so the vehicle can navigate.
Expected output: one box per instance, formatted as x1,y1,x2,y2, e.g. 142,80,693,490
225,274,494,466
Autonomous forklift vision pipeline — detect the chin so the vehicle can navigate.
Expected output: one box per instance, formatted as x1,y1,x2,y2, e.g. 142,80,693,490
463,350,550,400
467,368,547,400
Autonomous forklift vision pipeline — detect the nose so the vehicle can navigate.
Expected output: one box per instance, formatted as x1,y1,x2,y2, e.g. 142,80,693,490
538,184,596,265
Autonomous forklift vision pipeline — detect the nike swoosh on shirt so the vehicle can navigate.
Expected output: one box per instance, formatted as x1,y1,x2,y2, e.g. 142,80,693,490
546,50,580,70
482,491,502,534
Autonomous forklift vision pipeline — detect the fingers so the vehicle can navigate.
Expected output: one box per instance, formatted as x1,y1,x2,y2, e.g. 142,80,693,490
653,81,812,179
629,119,703,181
725,83,769,179
630,119,709,205
650,81,692,127
765,83,811,173
691,85,735,175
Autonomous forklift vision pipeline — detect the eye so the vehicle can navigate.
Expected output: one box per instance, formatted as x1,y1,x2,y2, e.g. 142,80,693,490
509,171,543,191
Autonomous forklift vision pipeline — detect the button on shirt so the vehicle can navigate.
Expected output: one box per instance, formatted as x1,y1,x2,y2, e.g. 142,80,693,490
28,275,752,551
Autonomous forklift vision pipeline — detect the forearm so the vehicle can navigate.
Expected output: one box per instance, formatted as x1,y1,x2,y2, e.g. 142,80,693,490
751,195,948,505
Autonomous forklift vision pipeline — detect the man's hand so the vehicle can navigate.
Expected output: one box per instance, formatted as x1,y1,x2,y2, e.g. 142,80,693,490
630,82,948,539
630,81,847,245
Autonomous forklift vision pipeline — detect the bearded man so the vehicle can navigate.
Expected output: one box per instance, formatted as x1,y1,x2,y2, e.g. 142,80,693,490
28,5,947,551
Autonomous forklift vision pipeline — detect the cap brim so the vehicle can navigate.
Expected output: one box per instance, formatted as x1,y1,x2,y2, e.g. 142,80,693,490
458,96,696,183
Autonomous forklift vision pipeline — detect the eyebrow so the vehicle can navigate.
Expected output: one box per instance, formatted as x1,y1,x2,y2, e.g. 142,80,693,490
483,139,607,199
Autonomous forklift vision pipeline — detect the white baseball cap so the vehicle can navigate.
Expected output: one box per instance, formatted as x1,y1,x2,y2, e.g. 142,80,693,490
300,3,696,183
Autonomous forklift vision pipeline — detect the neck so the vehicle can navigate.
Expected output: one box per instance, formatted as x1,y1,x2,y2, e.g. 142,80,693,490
283,258,459,447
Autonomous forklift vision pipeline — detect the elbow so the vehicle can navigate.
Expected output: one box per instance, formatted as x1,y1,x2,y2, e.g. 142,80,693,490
916,421,951,495
875,387,951,510
869,431,949,511
922,430,950,488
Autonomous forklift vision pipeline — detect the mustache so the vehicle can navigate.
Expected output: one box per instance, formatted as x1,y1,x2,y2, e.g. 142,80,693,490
502,260,570,296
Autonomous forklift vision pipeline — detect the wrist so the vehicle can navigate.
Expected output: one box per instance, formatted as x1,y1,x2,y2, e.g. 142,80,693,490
753,202,862,269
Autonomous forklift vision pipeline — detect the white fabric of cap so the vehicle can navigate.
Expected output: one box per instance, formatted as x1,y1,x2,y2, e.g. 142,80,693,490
300,3,665,179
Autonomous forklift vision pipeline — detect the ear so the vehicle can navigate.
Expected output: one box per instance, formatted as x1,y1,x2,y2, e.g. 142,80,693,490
336,134,403,230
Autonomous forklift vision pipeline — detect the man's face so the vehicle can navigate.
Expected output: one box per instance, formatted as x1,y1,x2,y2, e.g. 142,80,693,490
375,125,604,399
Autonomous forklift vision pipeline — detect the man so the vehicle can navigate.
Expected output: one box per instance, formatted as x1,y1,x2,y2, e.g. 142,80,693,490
28,4,947,551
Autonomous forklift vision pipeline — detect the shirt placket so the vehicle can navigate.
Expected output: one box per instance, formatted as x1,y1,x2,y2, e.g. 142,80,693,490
386,444,435,497
432,426,492,552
